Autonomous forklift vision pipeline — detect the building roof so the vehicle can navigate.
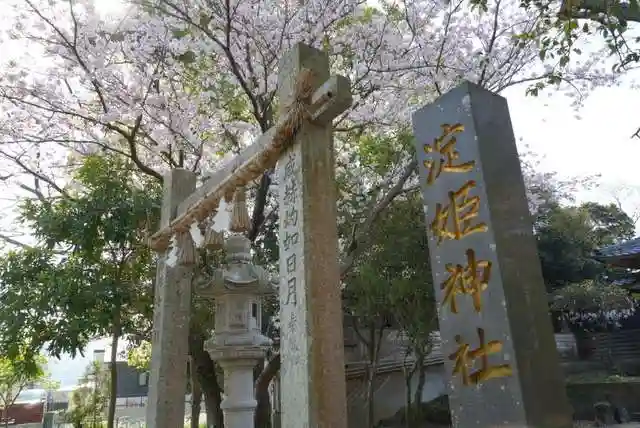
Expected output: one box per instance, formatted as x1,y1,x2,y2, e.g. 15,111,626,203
611,276,638,287
15,389,45,404
2,402,44,425
593,238,640,268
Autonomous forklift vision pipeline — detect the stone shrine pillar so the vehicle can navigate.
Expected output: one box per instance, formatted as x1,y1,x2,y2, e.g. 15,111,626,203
197,190,276,428
412,82,572,427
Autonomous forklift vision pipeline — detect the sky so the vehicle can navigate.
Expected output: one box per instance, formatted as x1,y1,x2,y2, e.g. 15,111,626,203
46,338,129,388
1,0,640,388
505,71,640,216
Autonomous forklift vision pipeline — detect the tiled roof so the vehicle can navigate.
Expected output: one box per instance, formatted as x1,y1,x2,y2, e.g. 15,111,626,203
611,277,638,287
594,237,640,259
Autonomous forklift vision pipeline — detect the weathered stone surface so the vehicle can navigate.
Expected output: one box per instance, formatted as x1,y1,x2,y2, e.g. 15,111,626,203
276,43,350,428
147,168,197,428
412,81,572,427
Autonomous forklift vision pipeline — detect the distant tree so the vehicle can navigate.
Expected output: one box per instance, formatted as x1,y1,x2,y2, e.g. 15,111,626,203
535,202,635,291
536,204,604,290
126,341,152,371
344,192,436,428
581,202,636,245
0,354,48,428
65,361,110,428
0,154,160,428
380,195,437,428
344,264,395,428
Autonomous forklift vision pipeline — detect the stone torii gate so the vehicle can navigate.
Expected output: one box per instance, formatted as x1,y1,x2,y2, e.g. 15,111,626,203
146,43,352,428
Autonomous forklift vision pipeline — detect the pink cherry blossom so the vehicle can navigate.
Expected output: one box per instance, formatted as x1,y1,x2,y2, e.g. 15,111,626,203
0,0,624,241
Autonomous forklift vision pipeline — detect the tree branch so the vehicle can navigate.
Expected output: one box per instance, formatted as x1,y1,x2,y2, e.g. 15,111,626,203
0,234,33,250
340,158,418,278
126,115,163,182
0,148,70,199
248,172,272,242
254,352,280,396
478,0,502,86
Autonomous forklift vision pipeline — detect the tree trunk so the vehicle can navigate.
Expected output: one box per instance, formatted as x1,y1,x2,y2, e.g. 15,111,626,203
255,353,280,428
202,380,223,428
402,361,414,428
107,319,120,428
350,320,384,428
254,382,271,428
412,350,427,425
364,325,385,428
364,364,375,428
189,330,223,427
253,360,271,428
191,359,202,428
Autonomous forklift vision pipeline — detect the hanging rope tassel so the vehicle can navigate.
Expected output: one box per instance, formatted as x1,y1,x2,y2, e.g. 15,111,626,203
229,186,251,233
198,211,225,251
204,229,225,249
176,231,197,266
204,227,225,250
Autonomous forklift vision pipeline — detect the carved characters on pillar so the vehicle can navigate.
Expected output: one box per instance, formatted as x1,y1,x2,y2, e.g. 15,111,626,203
421,123,513,387
441,248,492,314
279,148,302,358
450,328,512,386
423,123,474,184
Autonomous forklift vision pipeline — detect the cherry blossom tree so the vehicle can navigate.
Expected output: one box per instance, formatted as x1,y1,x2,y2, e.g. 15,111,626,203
0,0,621,203
519,146,600,216
472,0,640,133
0,0,627,423
557,0,640,137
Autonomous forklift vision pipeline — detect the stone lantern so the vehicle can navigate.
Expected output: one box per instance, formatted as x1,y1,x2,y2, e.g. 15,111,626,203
198,188,276,428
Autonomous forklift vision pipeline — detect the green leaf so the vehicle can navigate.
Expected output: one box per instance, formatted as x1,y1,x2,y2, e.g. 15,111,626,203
0,353,48,409
343,193,437,355
0,154,160,361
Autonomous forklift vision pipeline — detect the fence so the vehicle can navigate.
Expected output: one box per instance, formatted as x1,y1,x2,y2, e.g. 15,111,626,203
588,328,640,363
51,416,149,428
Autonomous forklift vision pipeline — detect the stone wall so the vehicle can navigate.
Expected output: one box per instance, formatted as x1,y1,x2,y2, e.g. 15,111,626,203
567,381,640,420
346,363,447,428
